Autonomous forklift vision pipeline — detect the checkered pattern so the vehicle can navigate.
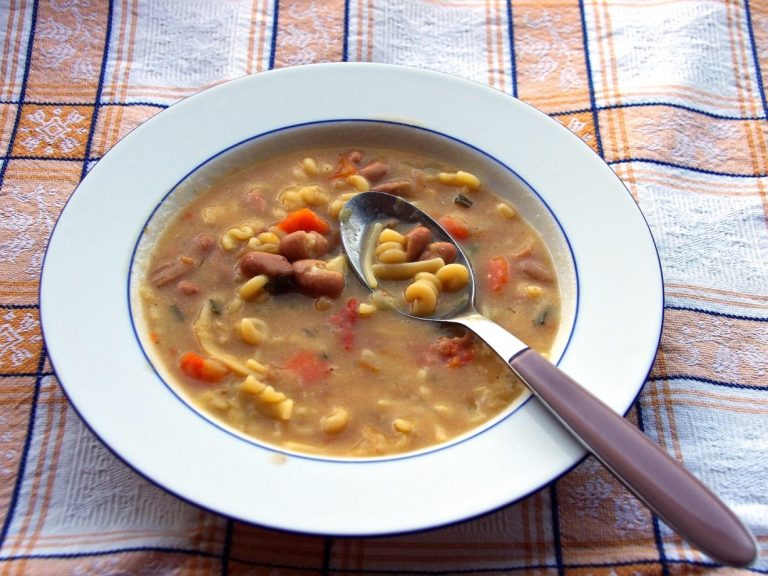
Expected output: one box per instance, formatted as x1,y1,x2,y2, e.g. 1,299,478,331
1,0,766,574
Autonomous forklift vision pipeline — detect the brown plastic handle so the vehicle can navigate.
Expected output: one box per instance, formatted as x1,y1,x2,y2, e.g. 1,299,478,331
510,349,757,567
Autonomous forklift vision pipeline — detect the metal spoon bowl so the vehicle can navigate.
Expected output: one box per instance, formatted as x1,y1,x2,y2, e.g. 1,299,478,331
340,191,756,568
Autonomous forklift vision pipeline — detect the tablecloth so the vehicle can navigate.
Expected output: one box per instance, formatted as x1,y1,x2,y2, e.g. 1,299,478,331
0,0,766,574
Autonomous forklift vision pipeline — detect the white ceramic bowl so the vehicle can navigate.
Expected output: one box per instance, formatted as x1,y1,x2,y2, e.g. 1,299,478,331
40,63,663,535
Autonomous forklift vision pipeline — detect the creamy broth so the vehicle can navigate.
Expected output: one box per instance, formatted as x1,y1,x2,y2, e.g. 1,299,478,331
139,146,561,456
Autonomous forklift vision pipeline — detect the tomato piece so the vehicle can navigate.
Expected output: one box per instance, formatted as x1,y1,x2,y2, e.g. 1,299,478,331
486,256,509,292
427,333,476,367
284,350,332,385
328,297,359,351
179,352,229,383
276,208,330,234
438,216,470,240
331,155,358,179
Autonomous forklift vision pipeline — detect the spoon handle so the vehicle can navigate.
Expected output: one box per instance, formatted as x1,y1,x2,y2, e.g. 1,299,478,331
509,348,756,567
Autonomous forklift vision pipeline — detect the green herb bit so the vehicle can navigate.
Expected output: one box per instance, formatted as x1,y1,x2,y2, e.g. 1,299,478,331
209,299,223,315
534,307,550,326
454,193,473,208
170,304,185,321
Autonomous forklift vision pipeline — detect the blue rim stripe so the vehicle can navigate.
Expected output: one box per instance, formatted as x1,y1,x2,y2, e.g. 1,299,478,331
126,118,582,466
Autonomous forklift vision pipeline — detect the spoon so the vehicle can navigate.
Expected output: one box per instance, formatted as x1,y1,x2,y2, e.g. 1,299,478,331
340,191,757,567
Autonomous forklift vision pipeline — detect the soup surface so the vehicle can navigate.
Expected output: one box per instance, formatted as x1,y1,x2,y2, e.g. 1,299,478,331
139,146,561,456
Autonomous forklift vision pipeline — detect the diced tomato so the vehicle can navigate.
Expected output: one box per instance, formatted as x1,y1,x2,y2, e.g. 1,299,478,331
438,216,470,240
328,297,359,351
331,155,358,179
284,350,332,386
426,333,476,367
276,208,330,234
486,256,509,292
179,352,229,383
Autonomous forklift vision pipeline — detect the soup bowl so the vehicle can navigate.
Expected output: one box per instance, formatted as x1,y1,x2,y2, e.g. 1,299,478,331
40,63,663,535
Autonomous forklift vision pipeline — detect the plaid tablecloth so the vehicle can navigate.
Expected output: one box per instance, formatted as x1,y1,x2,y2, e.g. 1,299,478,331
1,0,766,574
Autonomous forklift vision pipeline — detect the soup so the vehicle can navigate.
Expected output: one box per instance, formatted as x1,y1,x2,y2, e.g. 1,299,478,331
138,146,561,456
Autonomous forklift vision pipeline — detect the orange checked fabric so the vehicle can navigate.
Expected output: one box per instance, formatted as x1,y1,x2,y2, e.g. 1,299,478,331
0,1,766,575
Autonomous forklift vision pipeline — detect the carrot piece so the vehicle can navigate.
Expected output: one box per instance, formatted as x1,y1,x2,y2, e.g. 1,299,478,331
331,155,358,179
284,350,332,386
486,256,509,292
179,352,229,383
438,216,470,240
276,208,330,234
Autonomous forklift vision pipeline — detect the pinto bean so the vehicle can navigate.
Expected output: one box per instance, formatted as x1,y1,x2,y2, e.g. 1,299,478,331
239,251,293,279
421,241,457,264
405,226,433,261
193,233,214,254
177,280,200,295
358,161,389,182
150,258,194,287
346,149,364,164
279,231,330,262
244,189,266,213
292,259,345,299
371,179,414,196
518,259,554,282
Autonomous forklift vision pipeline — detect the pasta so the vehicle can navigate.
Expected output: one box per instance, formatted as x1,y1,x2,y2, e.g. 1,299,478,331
141,145,561,457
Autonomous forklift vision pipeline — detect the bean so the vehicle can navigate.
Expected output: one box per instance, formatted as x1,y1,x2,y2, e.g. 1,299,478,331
244,189,267,213
405,225,432,261
371,179,414,196
279,230,330,261
421,241,457,263
346,149,364,164
176,280,199,295
239,251,293,279
150,258,193,287
292,259,345,299
193,233,214,254
358,160,389,182
518,259,554,282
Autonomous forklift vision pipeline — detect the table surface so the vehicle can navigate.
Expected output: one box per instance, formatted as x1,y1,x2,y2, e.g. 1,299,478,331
0,1,766,574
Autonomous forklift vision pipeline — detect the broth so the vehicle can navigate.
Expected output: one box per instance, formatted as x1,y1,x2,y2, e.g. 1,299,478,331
139,145,561,456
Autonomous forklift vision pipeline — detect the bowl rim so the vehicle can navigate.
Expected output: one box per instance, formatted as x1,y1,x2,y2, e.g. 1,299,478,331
40,62,664,536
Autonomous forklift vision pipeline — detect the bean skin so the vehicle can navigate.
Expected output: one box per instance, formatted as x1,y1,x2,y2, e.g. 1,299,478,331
279,230,330,261
239,251,293,279
371,179,414,196
421,241,457,264
405,226,433,261
150,258,193,287
292,259,345,299
346,150,364,164
244,189,267,213
518,259,554,282
177,280,200,295
358,161,389,182
193,233,214,254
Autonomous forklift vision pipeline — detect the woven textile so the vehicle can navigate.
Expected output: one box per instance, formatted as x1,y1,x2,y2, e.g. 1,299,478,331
1,0,766,574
